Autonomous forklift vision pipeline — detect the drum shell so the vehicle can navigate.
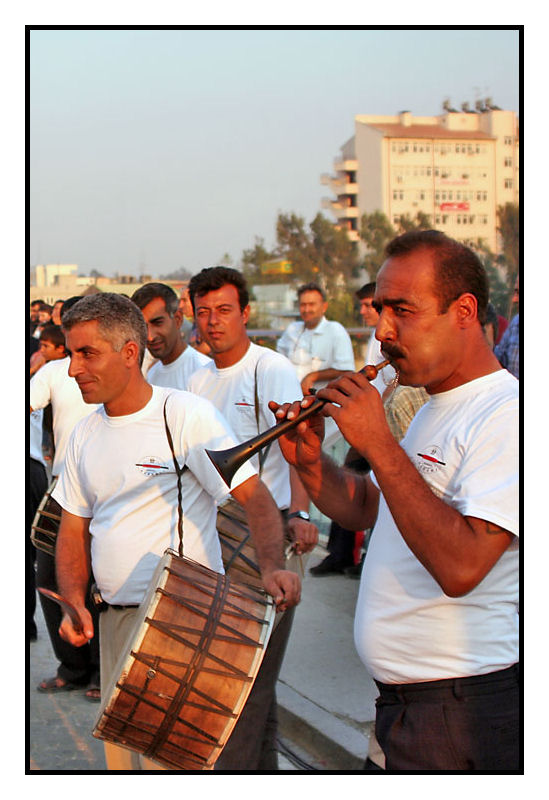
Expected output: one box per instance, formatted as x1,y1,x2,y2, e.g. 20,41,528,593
31,478,61,557
216,498,308,590
93,550,275,771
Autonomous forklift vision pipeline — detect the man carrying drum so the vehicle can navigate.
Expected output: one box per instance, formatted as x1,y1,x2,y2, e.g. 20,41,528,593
53,293,300,771
271,231,520,772
186,266,318,771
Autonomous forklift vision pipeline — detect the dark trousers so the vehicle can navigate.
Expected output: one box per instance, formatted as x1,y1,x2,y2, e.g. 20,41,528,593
28,458,48,639
215,606,295,771
327,455,370,567
36,548,100,686
373,664,520,772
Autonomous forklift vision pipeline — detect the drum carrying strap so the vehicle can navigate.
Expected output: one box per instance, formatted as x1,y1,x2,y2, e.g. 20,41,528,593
163,397,187,558
254,358,271,476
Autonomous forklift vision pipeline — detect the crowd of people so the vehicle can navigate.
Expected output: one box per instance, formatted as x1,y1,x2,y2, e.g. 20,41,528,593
28,229,520,772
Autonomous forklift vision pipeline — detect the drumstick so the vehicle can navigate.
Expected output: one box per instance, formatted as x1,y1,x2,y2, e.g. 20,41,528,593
37,587,84,634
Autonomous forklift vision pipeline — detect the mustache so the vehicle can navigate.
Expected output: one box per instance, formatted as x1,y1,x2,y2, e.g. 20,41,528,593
381,344,405,360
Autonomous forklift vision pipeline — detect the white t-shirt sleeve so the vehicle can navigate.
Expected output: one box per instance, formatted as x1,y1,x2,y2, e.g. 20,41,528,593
172,394,257,499
330,324,355,371
29,363,53,411
451,401,519,536
53,421,94,518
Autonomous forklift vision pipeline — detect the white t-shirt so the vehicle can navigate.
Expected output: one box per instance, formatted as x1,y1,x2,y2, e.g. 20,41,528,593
277,317,355,387
30,408,47,467
364,329,396,396
147,346,211,390
354,369,519,683
29,357,98,476
53,385,256,605
187,343,301,509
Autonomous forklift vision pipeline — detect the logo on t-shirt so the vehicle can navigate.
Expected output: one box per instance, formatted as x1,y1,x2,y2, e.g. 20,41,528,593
135,456,171,477
234,397,254,413
415,445,446,474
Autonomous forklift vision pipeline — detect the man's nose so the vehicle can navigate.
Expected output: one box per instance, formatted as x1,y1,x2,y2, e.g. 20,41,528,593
68,354,81,378
375,309,395,342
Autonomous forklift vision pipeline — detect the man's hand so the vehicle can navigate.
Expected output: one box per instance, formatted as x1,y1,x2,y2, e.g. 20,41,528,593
315,371,388,458
59,605,94,648
268,397,325,469
300,372,317,395
261,568,301,612
287,517,318,555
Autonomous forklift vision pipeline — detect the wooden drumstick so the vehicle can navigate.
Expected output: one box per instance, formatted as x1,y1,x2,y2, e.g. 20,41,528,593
38,587,84,634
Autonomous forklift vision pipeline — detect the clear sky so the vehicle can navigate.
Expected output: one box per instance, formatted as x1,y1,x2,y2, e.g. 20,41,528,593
29,27,520,277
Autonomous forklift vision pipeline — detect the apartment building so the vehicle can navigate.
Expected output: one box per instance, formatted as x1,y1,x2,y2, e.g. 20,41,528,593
321,103,519,254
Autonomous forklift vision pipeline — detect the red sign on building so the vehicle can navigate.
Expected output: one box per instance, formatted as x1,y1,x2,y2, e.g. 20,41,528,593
440,202,470,211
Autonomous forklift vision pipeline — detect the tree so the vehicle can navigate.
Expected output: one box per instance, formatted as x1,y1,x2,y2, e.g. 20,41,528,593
359,210,433,278
241,237,278,286
241,213,360,296
359,210,396,278
496,203,519,285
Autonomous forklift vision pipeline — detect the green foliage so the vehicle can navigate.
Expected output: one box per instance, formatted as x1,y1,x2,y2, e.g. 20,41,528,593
240,212,361,299
359,210,432,278
326,292,356,328
496,203,520,284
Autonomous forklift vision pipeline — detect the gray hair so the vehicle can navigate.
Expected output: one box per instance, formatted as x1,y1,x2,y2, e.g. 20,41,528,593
61,292,148,365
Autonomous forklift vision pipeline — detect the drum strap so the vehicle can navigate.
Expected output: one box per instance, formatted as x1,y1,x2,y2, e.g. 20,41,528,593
163,397,187,558
254,358,271,476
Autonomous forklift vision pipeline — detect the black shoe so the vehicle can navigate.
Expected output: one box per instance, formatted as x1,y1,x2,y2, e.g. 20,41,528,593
309,556,347,576
344,554,365,579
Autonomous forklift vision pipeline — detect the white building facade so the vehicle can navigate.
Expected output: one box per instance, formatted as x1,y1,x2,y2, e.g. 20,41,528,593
321,105,519,254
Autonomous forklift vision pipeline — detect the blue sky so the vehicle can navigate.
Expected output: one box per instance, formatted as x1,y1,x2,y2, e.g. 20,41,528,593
29,28,520,277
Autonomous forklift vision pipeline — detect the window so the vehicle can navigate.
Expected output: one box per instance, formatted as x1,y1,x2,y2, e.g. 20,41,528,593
504,157,513,167
504,136,513,146
504,179,513,189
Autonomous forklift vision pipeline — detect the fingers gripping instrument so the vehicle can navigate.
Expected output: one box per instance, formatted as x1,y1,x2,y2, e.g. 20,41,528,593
206,359,390,487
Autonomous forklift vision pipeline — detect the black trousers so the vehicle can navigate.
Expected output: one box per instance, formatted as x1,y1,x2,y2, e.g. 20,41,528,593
373,664,520,772
327,455,370,566
36,548,100,686
215,606,295,771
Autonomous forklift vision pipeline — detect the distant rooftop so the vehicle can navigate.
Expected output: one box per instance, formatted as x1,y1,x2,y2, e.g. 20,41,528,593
365,122,495,140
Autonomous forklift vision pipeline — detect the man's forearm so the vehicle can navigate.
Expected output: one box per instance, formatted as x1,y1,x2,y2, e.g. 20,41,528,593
231,478,285,575
293,452,376,532
56,514,92,608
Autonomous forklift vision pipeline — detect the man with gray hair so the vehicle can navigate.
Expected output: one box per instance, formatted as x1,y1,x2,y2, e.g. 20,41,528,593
53,293,301,771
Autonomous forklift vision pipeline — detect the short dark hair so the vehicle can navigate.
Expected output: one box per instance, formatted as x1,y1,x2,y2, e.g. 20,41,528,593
60,296,83,320
356,282,376,300
188,267,249,311
385,230,489,325
297,282,326,301
39,324,65,349
131,282,179,315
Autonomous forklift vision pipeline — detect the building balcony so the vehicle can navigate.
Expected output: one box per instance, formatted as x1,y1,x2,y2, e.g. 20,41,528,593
333,158,358,172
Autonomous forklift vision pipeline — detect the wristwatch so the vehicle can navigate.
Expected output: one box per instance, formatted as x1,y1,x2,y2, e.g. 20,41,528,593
287,510,310,522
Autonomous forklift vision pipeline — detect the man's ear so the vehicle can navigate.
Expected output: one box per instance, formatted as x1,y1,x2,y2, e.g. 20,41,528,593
173,306,184,328
242,304,251,325
122,340,140,366
454,293,478,328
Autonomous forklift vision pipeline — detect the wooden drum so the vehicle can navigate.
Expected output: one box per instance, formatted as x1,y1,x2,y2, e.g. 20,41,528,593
217,498,307,590
93,550,275,771
31,478,61,557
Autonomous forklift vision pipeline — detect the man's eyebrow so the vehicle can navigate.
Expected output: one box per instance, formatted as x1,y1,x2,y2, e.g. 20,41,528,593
374,297,414,309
